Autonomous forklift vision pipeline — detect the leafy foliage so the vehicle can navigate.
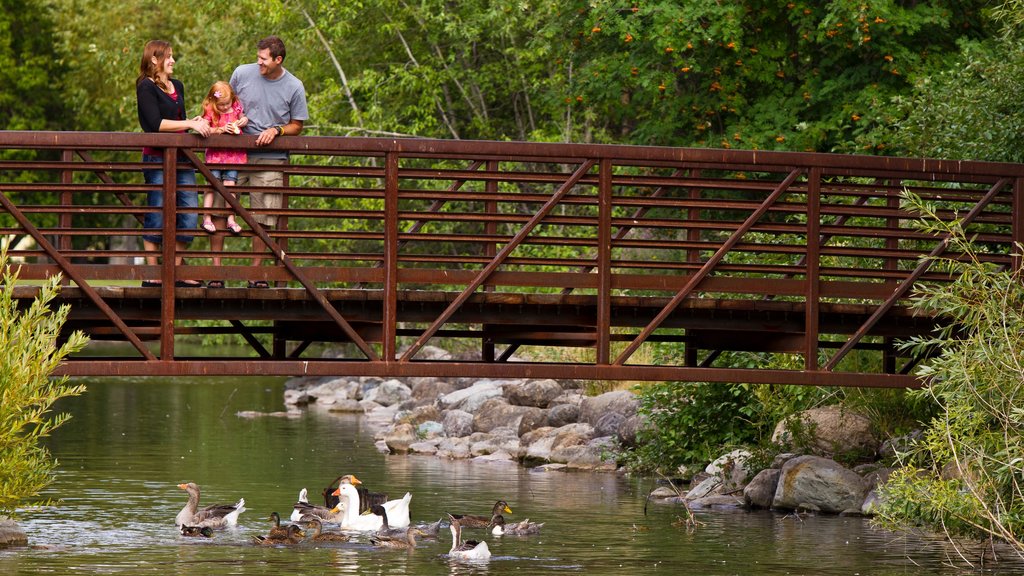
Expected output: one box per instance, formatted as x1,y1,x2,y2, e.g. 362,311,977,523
874,192,1024,553
0,250,89,515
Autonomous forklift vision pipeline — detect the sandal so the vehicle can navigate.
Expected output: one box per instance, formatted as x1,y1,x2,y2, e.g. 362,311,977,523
206,280,225,289
227,221,242,234
247,280,270,289
175,280,203,288
141,280,161,287
201,221,217,234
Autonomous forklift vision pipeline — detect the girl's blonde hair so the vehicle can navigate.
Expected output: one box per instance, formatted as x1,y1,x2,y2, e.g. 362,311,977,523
202,81,239,126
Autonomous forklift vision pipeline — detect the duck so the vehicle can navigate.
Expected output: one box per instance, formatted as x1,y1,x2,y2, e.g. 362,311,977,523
179,525,214,538
368,504,441,540
267,512,291,538
490,514,543,536
370,527,425,550
450,500,512,529
332,482,412,531
304,518,351,543
446,513,490,560
174,482,245,529
322,474,389,514
251,523,305,546
290,487,343,523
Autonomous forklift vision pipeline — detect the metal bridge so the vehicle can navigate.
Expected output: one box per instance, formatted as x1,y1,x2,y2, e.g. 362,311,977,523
3,131,1021,387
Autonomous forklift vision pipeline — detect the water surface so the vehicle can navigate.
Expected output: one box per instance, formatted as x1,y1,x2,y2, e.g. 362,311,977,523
2,377,1020,575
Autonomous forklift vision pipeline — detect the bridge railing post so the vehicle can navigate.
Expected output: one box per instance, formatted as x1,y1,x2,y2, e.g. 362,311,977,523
805,167,821,371
158,148,178,360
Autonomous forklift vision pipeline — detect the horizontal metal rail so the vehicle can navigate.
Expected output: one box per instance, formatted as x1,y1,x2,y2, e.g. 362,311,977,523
1,130,1021,386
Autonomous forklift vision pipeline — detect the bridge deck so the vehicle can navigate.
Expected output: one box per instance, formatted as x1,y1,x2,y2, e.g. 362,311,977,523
2,131,1022,386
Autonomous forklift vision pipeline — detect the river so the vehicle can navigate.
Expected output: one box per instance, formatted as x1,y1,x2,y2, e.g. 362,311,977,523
1,376,1020,575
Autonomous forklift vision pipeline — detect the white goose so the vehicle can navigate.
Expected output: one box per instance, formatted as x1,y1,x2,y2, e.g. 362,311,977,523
333,482,411,531
447,513,490,560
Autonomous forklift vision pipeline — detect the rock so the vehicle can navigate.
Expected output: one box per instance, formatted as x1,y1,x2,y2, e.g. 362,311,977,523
522,423,595,462
505,379,564,408
383,423,417,454
442,410,474,438
517,407,548,436
772,405,877,459
617,414,643,447
686,476,723,500
685,495,744,509
743,469,781,509
436,437,472,459
649,486,679,499
409,439,440,455
374,439,391,454
400,404,442,426
861,490,883,515
364,379,412,407
771,453,798,469
472,398,544,434
549,391,585,407
411,379,456,402
706,449,752,492
878,430,923,461
546,403,580,428
579,390,638,427
283,389,312,406
862,467,894,492
417,420,444,438
474,450,516,463
593,412,625,438
437,381,505,413
0,517,27,548
772,455,868,514
327,399,365,413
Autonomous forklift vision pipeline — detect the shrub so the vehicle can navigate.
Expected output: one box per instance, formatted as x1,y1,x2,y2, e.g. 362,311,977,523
0,249,88,515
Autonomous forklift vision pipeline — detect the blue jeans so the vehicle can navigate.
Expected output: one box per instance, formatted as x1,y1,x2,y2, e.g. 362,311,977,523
210,169,239,183
142,154,199,244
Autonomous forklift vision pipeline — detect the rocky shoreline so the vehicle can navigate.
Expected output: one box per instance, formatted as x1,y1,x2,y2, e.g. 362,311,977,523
278,346,897,517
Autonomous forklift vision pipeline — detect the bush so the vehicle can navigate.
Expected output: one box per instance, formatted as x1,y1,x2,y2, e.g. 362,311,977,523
875,192,1024,555
0,249,88,515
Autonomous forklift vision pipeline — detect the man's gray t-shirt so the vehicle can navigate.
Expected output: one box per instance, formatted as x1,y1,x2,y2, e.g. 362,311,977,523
230,63,308,159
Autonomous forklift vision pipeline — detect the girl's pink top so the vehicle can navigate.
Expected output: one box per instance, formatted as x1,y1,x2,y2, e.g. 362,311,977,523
203,100,247,165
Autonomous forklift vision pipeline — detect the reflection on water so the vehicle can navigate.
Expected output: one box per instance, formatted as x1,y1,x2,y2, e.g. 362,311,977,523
1,377,1022,575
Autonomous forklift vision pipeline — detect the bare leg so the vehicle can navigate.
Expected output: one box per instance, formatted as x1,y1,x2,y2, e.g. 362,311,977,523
202,191,215,232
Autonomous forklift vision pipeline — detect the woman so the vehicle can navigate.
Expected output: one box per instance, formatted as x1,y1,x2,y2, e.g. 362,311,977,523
136,39,211,287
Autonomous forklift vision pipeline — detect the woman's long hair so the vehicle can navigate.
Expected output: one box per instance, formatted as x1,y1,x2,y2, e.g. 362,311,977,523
136,40,172,91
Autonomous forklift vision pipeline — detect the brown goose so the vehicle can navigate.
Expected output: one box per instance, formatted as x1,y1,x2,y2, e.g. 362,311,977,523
450,500,511,529
174,482,245,529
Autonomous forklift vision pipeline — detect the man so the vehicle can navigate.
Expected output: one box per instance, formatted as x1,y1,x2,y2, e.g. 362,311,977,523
230,35,308,286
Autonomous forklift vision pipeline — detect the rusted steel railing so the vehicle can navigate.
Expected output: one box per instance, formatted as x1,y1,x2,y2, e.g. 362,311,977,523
2,131,1021,386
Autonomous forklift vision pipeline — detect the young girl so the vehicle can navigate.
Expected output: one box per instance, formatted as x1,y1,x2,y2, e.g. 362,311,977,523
201,81,247,238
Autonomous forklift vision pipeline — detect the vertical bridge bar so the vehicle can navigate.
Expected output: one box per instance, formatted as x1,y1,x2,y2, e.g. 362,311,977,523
804,167,821,370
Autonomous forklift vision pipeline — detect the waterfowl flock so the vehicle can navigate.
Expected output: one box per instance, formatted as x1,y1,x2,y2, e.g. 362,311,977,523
175,476,542,561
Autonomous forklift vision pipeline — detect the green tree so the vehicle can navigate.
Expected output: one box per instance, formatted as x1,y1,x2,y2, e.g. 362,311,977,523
0,0,68,131
875,193,1024,553
0,250,89,515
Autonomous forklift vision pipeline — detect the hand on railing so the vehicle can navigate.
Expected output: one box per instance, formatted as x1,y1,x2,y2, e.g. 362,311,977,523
188,117,212,138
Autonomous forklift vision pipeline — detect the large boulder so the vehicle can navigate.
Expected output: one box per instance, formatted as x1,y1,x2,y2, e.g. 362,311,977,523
546,403,580,428
522,423,595,462
772,405,877,458
383,423,417,454
579,390,638,428
706,449,753,492
364,379,412,407
411,378,456,403
442,409,474,438
437,380,507,413
505,379,564,408
471,398,546,435
743,469,781,509
773,455,868,514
